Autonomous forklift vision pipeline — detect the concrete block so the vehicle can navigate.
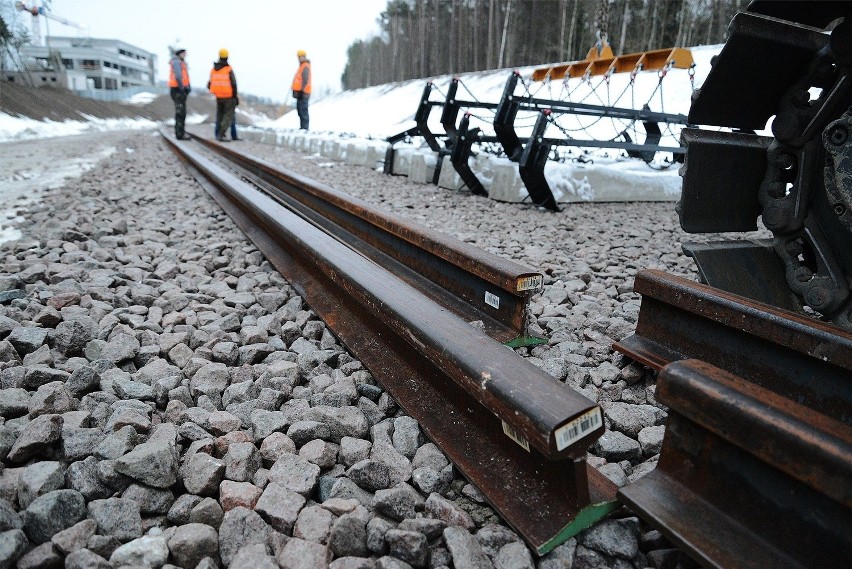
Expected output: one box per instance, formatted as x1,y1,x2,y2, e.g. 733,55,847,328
488,163,527,202
366,143,388,170
308,136,323,154
408,151,439,183
333,141,347,161
292,134,306,151
320,138,338,158
437,161,464,190
391,147,415,176
346,143,368,166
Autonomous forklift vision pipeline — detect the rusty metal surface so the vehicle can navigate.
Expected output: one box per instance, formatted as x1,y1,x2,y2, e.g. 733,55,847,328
614,270,852,424
619,359,852,569
162,131,616,553
187,131,543,344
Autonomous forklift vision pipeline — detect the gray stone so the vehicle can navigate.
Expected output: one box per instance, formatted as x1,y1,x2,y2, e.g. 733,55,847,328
425,493,475,530
207,410,241,435
340,437,372,468
101,333,140,363
348,459,394,492
578,517,640,559
494,541,534,569
328,512,369,558
67,367,101,398
276,537,331,569
224,441,262,482
366,516,395,555
370,442,412,486
593,430,641,463
95,424,138,460
385,529,428,568
7,327,48,355
255,482,306,533
86,534,122,560
399,518,446,542
22,489,86,544
21,367,69,391
113,377,154,401
287,420,333,446
259,432,297,465
87,497,142,543
109,534,168,568
537,538,576,569
293,505,335,543
53,319,95,356
327,478,374,508
299,439,339,469
61,427,102,461
299,406,369,442
218,507,271,565
444,526,491,569
28,381,74,417
391,417,421,459
0,388,30,419
251,410,288,441
231,543,279,569
0,499,21,532
66,457,112,501
18,461,64,509
604,403,658,438
168,523,219,568
114,438,178,488
189,496,224,528
7,413,62,463
376,556,413,569
182,452,225,496
638,425,666,457
51,518,97,555
411,466,451,496
0,529,28,568
15,541,62,569
65,549,112,569
166,494,203,526
268,453,320,496
219,480,263,511
373,483,423,521
122,484,175,515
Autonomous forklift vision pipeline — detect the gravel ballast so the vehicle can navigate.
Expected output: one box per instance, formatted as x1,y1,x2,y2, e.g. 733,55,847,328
0,129,739,568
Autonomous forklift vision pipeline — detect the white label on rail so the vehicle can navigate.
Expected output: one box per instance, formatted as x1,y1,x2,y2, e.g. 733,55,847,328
516,275,543,292
485,291,500,309
502,420,530,452
555,407,603,451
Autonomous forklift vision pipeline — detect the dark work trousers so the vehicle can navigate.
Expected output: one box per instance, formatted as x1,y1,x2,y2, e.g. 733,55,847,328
296,97,310,130
216,97,237,140
214,114,238,139
170,88,187,138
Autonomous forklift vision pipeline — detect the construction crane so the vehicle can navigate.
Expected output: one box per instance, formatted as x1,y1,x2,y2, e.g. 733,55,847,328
15,1,85,47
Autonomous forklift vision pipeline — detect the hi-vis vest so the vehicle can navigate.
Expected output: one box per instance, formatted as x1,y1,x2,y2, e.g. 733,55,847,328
209,65,233,98
292,61,312,94
168,60,189,88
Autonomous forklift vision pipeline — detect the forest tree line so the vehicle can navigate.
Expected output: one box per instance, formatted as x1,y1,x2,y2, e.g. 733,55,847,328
341,0,746,89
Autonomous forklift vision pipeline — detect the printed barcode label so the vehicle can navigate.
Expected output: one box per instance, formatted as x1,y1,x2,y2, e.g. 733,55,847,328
516,275,543,292
502,420,530,452
555,408,602,451
485,291,500,309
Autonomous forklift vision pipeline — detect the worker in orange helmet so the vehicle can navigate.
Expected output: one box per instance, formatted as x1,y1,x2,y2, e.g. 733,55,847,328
168,47,190,140
208,48,238,142
292,49,312,130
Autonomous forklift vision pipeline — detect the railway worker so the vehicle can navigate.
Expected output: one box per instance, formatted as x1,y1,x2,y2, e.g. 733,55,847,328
208,48,239,142
168,48,191,140
291,49,312,130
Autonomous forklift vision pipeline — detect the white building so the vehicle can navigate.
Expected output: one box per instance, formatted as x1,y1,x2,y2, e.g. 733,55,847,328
8,36,157,92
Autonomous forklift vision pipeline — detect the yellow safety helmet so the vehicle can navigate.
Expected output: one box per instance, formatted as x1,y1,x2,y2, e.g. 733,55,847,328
297,49,307,57
219,48,229,59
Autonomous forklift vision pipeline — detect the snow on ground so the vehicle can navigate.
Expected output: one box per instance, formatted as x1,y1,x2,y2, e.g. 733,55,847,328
125,91,160,105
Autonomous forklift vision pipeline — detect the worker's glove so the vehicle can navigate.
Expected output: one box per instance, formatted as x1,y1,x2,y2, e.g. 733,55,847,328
184,87,191,95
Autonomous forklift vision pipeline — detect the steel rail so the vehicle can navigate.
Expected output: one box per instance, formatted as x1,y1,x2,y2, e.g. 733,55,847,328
161,131,618,554
613,271,852,568
186,130,544,347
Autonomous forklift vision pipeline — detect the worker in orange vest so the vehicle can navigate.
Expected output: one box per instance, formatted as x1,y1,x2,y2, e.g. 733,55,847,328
168,48,190,140
292,50,311,130
208,48,238,142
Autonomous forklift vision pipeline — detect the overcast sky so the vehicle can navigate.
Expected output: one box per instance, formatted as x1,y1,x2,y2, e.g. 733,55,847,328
31,0,388,101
